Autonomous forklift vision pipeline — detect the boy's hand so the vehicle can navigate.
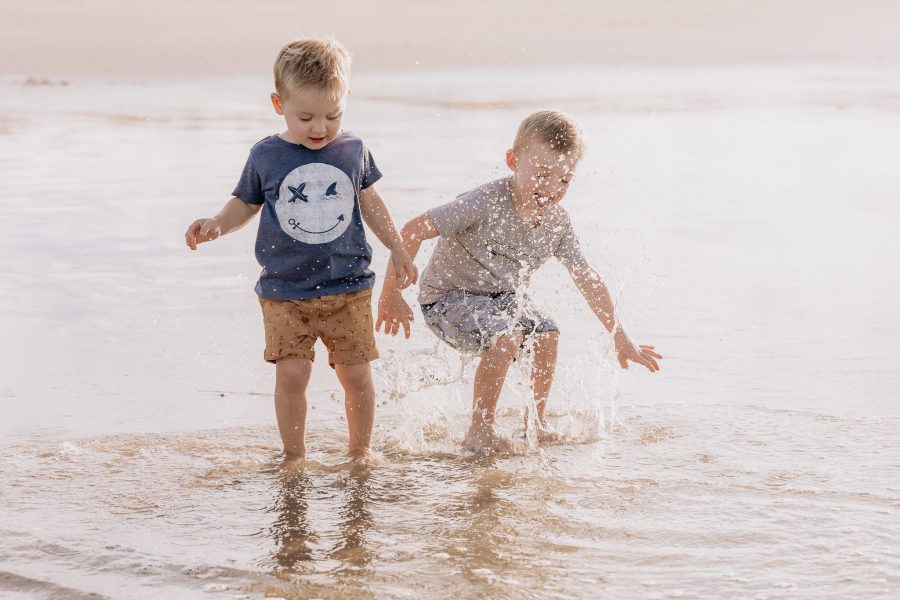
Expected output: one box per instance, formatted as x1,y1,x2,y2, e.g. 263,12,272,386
376,289,414,338
613,327,662,372
185,218,222,250
390,248,418,289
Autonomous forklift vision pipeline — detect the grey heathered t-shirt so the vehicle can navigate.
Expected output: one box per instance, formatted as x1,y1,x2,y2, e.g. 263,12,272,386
418,178,589,305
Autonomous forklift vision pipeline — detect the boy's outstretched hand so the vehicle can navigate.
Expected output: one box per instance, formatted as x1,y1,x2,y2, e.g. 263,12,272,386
613,327,662,372
376,290,414,338
185,218,221,250
390,248,418,290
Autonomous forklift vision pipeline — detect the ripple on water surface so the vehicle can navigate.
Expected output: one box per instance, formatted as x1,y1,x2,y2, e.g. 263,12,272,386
1,403,898,599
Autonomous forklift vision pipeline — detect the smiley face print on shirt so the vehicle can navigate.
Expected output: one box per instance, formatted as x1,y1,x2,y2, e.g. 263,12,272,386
274,163,356,245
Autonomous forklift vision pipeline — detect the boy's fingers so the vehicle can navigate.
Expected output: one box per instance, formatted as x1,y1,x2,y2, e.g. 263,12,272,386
200,224,219,240
618,354,629,369
402,319,410,339
639,345,662,359
185,222,199,248
639,354,659,372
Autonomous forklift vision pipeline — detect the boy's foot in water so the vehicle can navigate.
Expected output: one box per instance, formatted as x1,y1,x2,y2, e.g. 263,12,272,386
463,425,513,455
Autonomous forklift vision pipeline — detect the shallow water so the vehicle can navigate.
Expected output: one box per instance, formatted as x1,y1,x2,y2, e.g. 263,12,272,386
2,404,898,599
1,66,899,598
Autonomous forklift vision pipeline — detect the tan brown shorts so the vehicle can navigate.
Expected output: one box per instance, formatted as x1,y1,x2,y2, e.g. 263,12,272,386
258,289,379,367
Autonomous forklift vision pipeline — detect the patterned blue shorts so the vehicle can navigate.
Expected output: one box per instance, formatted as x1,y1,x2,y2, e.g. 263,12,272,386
421,290,559,355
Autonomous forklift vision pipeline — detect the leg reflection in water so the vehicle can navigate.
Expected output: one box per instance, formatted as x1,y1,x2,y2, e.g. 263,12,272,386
262,462,375,577
329,464,375,569
268,466,318,572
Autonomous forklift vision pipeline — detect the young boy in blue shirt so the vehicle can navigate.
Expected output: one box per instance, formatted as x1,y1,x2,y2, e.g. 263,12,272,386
378,111,661,454
186,38,416,461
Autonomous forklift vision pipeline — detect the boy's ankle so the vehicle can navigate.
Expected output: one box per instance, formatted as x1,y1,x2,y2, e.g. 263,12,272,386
283,447,306,460
347,446,371,459
468,417,495,435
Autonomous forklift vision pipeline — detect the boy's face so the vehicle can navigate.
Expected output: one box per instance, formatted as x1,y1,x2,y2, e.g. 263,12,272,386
506,141,579,213
271,87,346,149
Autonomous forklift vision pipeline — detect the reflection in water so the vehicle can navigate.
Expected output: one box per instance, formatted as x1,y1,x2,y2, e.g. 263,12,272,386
329,465,375,569
268,466,317,572
451,460,521,592
263,462,375,577
470,469,513,534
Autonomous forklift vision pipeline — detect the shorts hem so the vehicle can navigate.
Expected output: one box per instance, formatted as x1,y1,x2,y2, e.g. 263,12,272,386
327,348,379,367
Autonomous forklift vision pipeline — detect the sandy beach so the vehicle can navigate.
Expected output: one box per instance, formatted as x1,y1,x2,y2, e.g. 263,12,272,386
3,0,900,79
1,2,899,599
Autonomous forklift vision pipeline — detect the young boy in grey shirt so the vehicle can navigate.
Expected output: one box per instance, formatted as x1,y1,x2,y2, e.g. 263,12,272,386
378,111,662,454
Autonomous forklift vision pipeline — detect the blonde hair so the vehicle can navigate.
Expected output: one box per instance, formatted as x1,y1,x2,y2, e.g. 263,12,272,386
513,110,585,159
273,38,351,99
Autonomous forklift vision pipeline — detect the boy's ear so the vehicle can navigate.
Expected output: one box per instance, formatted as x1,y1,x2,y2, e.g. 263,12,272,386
270,92,284,115
505,149,518,171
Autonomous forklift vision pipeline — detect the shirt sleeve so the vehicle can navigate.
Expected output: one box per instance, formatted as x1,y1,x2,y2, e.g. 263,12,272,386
554,213,590,273
360,145,382,190
427,192,493,236
231,153,264,205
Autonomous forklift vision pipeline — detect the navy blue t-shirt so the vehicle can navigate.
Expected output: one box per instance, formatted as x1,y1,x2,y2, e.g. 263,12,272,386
232,132,381,300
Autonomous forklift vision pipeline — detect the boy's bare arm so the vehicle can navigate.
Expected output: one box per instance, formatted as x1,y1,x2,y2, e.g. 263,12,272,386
376,213,440,337
568,262,662,372
358,185,417,288
185,197,261,250
385,213,439,290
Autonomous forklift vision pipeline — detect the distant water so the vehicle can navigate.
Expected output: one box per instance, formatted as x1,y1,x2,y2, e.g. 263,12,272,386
1,66,898,598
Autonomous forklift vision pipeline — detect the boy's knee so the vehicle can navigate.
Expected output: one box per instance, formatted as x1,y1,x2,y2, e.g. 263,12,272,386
537,330,560,346
276,358,313,388
335,361,374,391
488,331,524,357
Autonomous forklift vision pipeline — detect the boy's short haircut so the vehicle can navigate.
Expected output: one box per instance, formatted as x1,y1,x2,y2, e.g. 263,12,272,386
513,110,585,159
273,38,351,99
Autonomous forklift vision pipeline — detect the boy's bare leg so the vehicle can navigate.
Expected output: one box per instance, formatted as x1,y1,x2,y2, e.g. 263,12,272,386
334,362,376,459
526,331,560,442
464,331,523,453
274,358,313,460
